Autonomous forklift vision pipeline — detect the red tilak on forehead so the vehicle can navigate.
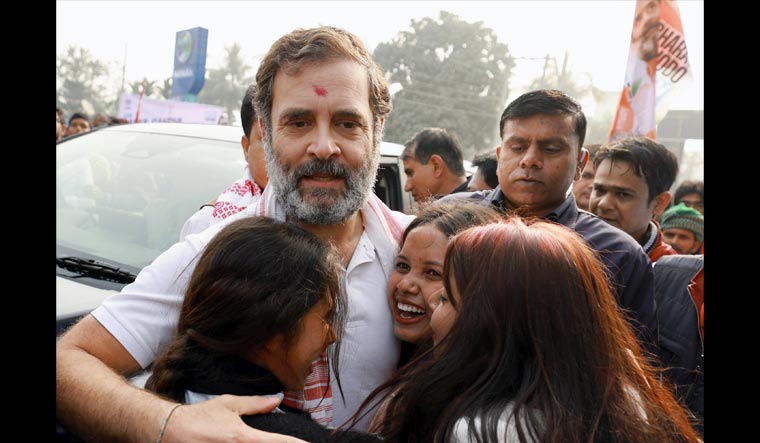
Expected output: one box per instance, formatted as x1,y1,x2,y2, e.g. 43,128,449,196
313,85,328,97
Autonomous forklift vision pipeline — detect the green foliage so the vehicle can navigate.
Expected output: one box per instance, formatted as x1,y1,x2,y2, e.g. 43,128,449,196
374,11,514,159
197,43,254,125
158,77,173,100
55,42,253,125
56,45,114,117
129,78,160,98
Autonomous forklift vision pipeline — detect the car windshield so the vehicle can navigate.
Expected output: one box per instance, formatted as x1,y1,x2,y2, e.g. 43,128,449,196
57,128,245,270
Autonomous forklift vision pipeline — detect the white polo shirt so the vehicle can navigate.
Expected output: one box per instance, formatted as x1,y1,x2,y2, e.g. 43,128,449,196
92,200,412,431
331,230,399,429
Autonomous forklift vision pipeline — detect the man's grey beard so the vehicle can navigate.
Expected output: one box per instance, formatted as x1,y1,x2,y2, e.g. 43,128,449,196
263,130,381,225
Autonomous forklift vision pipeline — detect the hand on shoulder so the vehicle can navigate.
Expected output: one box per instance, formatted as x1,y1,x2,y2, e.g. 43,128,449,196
161,395,308,443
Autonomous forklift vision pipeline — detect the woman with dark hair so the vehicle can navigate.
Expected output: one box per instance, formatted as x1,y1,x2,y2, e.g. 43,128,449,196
355,217,701,443
386,201,501,364
145,216,380,442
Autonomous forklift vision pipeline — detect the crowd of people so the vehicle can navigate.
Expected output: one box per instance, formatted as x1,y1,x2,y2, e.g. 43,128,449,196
56,25,704,443
55,108,128,142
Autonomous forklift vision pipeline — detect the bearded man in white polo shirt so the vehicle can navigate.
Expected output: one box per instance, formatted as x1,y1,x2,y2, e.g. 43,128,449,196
57,26,413,443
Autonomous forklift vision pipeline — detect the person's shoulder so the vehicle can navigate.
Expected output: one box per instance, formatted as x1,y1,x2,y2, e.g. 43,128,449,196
362,195,414,229
439,188,496,205
242,411,382,441
654,254,704,273
574,210,648,257
390,209,415,227
182,216,230,250
241,411,321,437
575,209,635,244
179,205,215,240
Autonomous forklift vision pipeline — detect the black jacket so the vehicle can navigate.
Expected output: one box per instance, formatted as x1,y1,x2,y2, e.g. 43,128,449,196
652,254,704,433
184,357,383,442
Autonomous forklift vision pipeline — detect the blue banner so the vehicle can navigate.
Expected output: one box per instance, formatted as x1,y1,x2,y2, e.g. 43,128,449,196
171,27,208,99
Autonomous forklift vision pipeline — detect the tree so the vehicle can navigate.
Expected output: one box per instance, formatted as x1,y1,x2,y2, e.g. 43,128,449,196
197,43,253,125
157,77,173,100
129,78,160,98
56,45,113,117
126,77,172,100
374,11,514,159
527,50,613,144
528,50,594,103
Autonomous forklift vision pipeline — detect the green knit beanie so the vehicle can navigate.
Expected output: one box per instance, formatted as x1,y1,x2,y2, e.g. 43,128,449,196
660,203,704,242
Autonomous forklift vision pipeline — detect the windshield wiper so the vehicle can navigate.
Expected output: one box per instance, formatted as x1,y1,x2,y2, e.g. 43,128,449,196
56,256,137,284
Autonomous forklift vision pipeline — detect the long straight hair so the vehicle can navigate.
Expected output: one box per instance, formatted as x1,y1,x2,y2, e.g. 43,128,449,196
353,217,700,443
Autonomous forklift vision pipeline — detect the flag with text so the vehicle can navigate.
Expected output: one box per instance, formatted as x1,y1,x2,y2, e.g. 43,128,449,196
608,0,692,142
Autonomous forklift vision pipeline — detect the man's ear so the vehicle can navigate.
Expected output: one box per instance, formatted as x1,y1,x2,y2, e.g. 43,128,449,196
241,135,250,161
652,192,672,217
429,154,446,177
575,147,589,180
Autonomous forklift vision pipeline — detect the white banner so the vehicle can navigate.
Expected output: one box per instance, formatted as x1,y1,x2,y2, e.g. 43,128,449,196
117,93,224,124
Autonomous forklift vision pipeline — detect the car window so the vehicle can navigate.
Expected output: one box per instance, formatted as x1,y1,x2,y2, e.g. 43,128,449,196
374,163,403,212
57,130,245,270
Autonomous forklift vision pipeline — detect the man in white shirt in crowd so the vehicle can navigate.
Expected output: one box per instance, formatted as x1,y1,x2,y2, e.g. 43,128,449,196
57,26,413,443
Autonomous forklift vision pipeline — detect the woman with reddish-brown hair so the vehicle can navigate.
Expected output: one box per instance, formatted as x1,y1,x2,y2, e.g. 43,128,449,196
352,217,701,443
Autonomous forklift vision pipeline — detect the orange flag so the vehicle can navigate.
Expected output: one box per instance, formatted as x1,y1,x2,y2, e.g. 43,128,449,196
608,0,692,142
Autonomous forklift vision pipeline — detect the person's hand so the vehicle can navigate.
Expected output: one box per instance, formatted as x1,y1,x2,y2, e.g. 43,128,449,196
162,394,309,443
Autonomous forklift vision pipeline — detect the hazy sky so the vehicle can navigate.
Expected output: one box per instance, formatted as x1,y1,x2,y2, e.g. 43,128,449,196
57,0,703,111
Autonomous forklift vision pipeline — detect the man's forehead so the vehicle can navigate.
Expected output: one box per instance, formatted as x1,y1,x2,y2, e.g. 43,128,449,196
504,114,575,131
680,194,703,202
402,157,421,168
637,0,659,12
271,61,371,114
599,158,641,178
503,114,580,149
402,143,418,159
274,60,367,90
665,228,696,238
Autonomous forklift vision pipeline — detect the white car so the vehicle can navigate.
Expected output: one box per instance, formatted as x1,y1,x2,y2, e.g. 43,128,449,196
56,123,412,335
